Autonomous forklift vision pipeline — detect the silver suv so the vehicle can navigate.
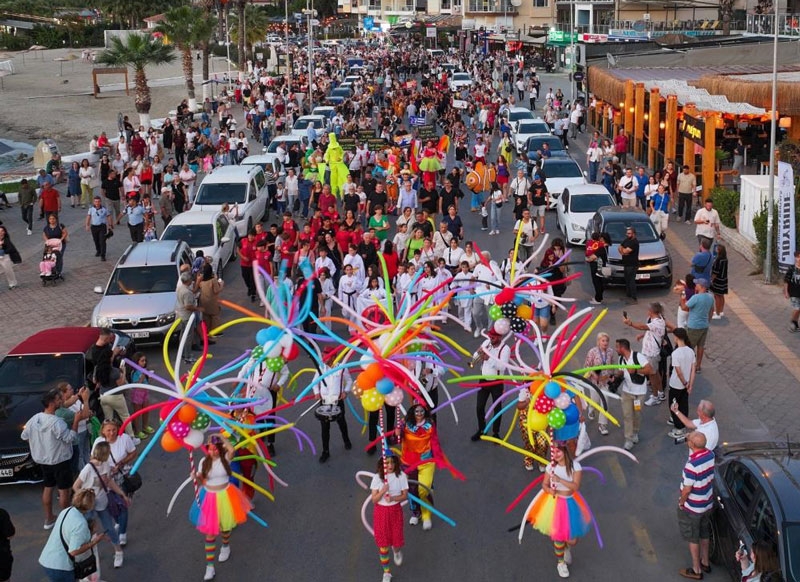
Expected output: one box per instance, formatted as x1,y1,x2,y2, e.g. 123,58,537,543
91,241,194,343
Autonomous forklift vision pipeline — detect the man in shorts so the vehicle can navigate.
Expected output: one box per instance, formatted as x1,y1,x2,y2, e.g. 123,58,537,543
528,174,549,234
677,431,715,580
21,388,80,529
681,278,714,372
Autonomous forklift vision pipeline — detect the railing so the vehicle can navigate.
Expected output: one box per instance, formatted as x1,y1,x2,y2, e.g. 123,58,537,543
747,13,800,36
466,0,516,14
550,19,745,36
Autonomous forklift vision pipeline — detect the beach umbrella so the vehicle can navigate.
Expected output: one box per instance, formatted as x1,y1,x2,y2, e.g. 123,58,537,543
64,52,79,72
54,56,68,76
23,45,46,64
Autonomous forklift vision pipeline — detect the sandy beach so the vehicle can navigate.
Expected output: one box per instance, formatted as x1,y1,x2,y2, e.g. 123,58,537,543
0,46,236,164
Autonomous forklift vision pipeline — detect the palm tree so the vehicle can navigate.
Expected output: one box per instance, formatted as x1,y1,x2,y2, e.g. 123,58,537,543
155,6,215,112
230,5,270,68
96,34,175,129
236,0,247,74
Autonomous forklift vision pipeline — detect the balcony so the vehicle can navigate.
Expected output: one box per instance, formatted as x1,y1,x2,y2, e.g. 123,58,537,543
747,12,800,36
466,0,516,14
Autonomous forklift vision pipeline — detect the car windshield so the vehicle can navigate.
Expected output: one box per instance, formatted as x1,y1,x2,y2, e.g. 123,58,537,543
161,224,214,248
294,119,322,130
545,162,583,178
0,354,83,394
509,111,534,123
105,265,178,295
570,194,615,213
517,122,549,135
195,183,247,205
527,138,563,153
453,73,470,81
604,220,660,243
265,140,297,153
331,88,351,96
786,523,800,581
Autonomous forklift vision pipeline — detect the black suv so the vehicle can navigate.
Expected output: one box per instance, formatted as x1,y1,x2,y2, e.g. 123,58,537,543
710,442,800,581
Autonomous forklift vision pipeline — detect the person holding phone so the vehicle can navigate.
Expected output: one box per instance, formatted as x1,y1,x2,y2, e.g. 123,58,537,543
737,540,783,582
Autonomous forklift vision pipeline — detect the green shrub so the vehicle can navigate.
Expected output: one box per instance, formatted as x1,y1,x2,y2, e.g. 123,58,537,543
753,201,776,275
710,186,739,228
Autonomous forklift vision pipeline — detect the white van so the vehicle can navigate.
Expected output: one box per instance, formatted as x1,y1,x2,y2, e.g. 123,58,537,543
426,49,445,58
189,165,268,236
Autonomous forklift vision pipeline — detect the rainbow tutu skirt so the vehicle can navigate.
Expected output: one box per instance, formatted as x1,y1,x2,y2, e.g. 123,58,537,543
189,484,252,536
526,491,592,542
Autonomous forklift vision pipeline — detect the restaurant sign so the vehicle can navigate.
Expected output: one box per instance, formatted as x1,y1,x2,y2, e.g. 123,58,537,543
681,114,705,146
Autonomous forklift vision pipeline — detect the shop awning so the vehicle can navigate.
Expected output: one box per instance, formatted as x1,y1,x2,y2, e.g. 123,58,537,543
642,79,767,115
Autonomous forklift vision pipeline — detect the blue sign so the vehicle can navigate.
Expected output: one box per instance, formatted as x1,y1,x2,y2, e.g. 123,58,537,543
363,16,374,29
409,116,427,126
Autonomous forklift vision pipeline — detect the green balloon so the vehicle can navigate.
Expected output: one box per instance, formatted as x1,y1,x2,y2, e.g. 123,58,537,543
489,304,503,321
266,356,284,372
252,346,264,359
547,408,566,429
191,413,210,430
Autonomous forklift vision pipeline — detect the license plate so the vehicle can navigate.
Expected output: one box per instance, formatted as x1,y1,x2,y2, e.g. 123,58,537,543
635,273,651,280
128,331,150,339
0,468,13,478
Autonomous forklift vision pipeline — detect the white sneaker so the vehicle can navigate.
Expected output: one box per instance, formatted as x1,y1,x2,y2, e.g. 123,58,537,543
114,551,124,568
393,549,403,566
623,440,634,451
711,313,722,320
382,573,392,582
538,464,546,473
422,519,432,531
473,328,481,338
409,516,419,526
589,299,602,305
644,394,661,407
564,546,572,565
668,428,686,439
598,424,609,436
657,391,666,401
219,544,230,562
27,228,32,235
557,561,570,577
119,533,127,546
632,433,639,444
132,437,141,446
204,565,216,580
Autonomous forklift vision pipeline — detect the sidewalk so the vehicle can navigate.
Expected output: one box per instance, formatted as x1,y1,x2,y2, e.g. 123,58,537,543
570,125,800,438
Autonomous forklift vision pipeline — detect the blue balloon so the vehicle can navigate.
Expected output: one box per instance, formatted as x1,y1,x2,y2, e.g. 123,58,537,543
553,422,580,441
256,327,281,345
513,295,525,306
544,381,561,399
376,378,394,395
564,403,580,425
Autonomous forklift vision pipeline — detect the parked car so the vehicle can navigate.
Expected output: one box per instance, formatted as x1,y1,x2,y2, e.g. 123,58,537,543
189,165,268,237
159,210,236,279
240,153,284,179
586,207,673,287
540,157,587,209
0,327,135,484
290,114,329,138
312,105,337,120
91,240,194,342
513,119,551,153
327,86,352,105
710,441,800,582
448,72,473,92
556,185,616,245
524,135,567,167
263,134,305,155
504,106,537,134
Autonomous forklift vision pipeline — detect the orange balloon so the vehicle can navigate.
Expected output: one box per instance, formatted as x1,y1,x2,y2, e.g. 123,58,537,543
161,431,184,453
516,305,533,320
358,363,383,388
177,404,198,424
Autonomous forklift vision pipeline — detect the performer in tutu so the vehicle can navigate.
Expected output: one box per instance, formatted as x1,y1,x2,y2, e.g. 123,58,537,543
370,454,408,582
400,405,442,531
418,140,443,187
525,441,591,579
190,435,253,581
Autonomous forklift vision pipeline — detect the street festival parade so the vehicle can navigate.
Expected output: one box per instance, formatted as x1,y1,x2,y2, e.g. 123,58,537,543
0,2,799,582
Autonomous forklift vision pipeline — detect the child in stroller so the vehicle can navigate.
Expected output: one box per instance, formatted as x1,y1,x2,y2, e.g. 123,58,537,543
40,238,63,285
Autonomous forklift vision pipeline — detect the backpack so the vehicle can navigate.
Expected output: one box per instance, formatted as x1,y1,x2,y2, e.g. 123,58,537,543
621,351,647,385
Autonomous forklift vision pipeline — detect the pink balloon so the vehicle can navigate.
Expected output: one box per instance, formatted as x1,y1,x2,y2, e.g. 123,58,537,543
384,387,404,407
554,393,571,410
168,420,190,439
493,318,511,335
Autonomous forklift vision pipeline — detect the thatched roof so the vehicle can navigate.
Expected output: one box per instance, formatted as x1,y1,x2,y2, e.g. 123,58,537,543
587,67,625,108
694,74,800,116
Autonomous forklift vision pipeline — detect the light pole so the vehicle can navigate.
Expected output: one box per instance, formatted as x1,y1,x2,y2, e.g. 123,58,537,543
304,0,315,111
569,0,575,101
225,12,232,84
285,0,290,92
765,3,779,282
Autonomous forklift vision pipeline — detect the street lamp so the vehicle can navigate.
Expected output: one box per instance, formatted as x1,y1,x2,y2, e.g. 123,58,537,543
303,2,317,111
569,0,575,101
765,2,779,282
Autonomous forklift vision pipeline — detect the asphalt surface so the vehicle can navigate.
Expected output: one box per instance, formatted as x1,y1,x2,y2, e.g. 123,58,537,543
1,71,782,582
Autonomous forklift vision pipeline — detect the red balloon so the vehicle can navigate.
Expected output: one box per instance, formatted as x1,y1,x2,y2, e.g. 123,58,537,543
495,287,516,306
159,401,179,422
284,343,300,361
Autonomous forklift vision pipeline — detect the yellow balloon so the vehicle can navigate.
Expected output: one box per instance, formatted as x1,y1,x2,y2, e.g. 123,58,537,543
527,411,549,432
516,305,533,320
361,390,384,412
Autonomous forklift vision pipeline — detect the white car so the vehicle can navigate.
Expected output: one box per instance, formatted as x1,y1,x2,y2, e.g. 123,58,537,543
189,165,268,237
290,115,329,138
160,210,237,278
556,184,617,246
264,134,305,154
541,157,587,209
312,106,336,120
505,106,537,134
513,119,551,153
449,72,473,92
240,154,284,179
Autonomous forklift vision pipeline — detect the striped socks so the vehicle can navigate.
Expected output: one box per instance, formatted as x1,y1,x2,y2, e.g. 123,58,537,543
379,547,391,574
205,536,216,563
553,540,566,562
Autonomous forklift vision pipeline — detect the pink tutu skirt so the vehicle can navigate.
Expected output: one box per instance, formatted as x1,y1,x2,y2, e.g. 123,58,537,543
189,484,252,535
526,491,592,542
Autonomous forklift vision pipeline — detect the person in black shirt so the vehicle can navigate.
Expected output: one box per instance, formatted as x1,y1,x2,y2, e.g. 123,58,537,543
619,226,640,303
528,175,549,234
366,183,388,218
439,180,458,215
419,179,439,215
102,169,123,223
357,231,379,268
343,189,360,216
361,171,377,199
411,212,433,239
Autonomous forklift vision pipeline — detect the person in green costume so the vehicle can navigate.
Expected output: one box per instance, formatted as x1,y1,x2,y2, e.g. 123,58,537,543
323,133,349,197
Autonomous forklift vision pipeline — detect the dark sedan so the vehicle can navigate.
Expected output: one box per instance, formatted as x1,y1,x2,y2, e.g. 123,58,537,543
710,442,799,581
524,135,567,168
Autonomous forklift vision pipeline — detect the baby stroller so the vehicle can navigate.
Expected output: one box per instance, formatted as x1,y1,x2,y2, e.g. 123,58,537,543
40,238,64,286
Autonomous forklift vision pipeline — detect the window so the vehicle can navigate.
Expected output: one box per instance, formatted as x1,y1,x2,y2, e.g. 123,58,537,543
533,0,548,6
725,462,759,517
749,493,778,548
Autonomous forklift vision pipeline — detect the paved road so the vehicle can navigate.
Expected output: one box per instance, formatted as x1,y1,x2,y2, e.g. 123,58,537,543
2,72,797,581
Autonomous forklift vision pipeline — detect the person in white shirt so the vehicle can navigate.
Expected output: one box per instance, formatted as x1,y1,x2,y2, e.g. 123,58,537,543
665,328,697,439
343,244,366,287
432,223,453,258
470,328,511,440
284,168,299,212
338,264,361,326
623,302,667,406
513,209,539,264
509,170,530,204
618,167,639,208
499,248,524,284
318,267,336,317
315,247,336,279
613,338,654,451
443,238,465,273
671,397,719,450
313,363,352,463
451,261,475,331
357,276,388,315
693,198,721,247
398,182,418,212
370,454,408,582
394,263,412,308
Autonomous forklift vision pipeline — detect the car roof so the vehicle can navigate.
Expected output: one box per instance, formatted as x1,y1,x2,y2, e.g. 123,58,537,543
564,184,613,195
295,115,326,121
200,165,262,183
719,442,800,522
544,157,580,166
508,106,531,113
518,119,547,127
241,154,280,163
9,327,101,356
163,210,223,226
595,206,649,220
529,135,563,146
116,240,187,267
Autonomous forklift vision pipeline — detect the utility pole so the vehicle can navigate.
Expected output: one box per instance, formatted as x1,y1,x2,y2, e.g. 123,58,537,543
569,0,575,102
765,2,779,281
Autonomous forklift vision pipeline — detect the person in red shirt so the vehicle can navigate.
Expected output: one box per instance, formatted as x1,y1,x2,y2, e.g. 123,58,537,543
238,230,257,301
253,222,268,246
97,132,109,151
278,231,294,272
318,185,336,216
39,182,61,220
253,238,271,278
130,134,147,160
280,212,299,246
297,223,316,250
613,128,629,166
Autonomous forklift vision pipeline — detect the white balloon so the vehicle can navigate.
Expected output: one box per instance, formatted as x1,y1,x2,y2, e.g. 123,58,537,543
184,429,205,449
266,344,283,358
494,318,511,335
279,333,293,349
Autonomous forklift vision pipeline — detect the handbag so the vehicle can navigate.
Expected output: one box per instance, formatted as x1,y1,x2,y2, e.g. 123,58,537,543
109,450,142,495
90,463,125,520
59,508,98,580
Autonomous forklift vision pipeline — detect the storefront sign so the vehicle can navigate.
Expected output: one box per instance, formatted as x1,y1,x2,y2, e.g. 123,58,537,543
777,161,797,270
680,114,705,146
417,125,438,140
547,31,579,43
452,99,468,110
581,33,608,43
426,26,436,38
